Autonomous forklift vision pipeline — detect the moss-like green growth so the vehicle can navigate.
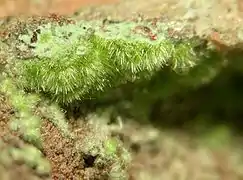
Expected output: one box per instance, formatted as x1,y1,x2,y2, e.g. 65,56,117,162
9,145,51,175
0,78,43,148
37,101,72,138
12,20,209,104
0,76,72,147
0,139,51,177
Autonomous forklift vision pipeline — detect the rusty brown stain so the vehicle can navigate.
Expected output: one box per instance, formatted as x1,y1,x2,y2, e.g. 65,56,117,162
0,0,118,18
